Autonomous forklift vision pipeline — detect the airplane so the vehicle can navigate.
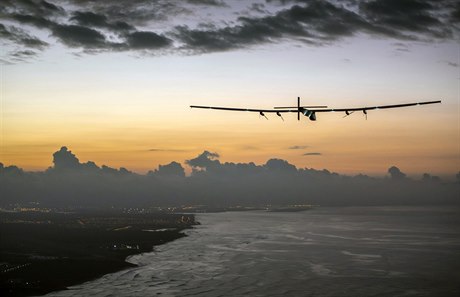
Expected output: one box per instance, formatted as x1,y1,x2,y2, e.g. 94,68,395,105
190,97,441,121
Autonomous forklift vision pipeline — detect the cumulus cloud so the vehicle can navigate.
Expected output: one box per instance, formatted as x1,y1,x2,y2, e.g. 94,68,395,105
52,146,80,170
1,0,458,62
422,173,440,182
186,150,220,170
265,158,297,172
388,165,406,180
153,161,186,177
50,146,131,175
1,147,458,207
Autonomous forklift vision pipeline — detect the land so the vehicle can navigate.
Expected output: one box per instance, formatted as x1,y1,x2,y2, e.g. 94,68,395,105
0,210,197,297
163,204,314,213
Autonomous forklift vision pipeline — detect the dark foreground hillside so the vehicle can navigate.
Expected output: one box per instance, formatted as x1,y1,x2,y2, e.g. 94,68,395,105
0,211,197,297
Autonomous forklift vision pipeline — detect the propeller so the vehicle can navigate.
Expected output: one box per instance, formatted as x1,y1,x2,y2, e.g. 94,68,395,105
276,112,284,121
259,111,268,120
343,110,355,118
363,110,367,120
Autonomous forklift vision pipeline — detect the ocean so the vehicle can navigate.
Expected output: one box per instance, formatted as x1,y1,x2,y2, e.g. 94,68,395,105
46,207,460,297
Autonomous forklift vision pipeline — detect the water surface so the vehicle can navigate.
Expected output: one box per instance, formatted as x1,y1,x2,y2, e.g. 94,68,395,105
47,207,460,296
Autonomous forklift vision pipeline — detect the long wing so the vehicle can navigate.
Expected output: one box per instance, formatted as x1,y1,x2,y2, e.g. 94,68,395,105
190,100,441,113
309,100,441,112
189,105,296,113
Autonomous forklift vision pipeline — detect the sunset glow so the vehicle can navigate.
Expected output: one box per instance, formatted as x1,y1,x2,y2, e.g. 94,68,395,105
1,0,458,177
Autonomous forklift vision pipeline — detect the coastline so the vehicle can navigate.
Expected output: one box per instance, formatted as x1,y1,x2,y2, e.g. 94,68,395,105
0,211,197,297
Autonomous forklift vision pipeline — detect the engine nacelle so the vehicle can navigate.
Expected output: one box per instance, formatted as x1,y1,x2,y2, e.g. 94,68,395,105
303,110,316,121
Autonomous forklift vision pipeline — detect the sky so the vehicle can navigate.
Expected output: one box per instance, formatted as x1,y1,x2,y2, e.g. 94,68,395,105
1,0,459,177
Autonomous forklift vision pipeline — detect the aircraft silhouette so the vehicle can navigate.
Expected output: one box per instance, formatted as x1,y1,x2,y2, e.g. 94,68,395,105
190,97,441,121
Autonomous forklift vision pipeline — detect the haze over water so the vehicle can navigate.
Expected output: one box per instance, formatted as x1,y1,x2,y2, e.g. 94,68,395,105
46,206,460,297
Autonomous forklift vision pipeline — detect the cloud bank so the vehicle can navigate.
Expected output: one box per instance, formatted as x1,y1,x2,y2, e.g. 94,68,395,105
1,147,458,208
1,0,458,62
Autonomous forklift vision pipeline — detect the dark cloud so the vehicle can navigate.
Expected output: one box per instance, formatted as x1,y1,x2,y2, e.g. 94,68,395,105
176,0,457,52
303,152,321,156
422,173,440,182
2,8,170,55
265,158,297,172
174,3,324,52
81,160,99,171
186,150,220,170
9,14,54,29
0,163,23,175
52,146,80,170
1,23,15,38
359,0,452,39
2,0,64,16
265,0,296,4
126,31,172,49
0,23,48,48
71,11,107,27
392,42,411,52
41,0,62,12
174,1,409,52
174,25,235,51
186,0,226,6
1,148,459,208
70,11,135,32
16,34,48,49
11,49,38,60
101,165,132,175
452,2,460,22
49,146,136,177
51,24,108,48
62,0,192,25
249,3,268,14
439,60,459,67
153,161,186,177
395,47,410,52
288,145,308,149
1,0,458,60
388,165,406,180
0,58,14,65
283,2,363,37
0,0,178,61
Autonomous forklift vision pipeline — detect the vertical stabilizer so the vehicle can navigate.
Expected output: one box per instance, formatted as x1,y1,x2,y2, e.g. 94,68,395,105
297,97,300,121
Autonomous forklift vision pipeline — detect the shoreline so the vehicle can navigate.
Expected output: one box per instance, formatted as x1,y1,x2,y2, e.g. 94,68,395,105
0,211,197,297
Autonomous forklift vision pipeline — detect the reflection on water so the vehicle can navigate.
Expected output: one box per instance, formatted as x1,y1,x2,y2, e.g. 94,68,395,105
47,207,460,297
